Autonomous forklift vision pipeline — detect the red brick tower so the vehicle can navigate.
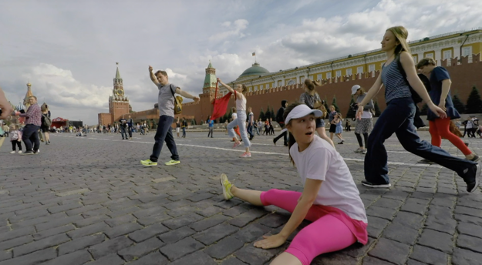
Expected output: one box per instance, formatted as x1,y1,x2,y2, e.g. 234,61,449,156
109,63,130,123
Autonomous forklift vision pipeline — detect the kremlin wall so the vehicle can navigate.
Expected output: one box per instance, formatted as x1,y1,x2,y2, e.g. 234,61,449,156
178,54,482,125
98,28,482,126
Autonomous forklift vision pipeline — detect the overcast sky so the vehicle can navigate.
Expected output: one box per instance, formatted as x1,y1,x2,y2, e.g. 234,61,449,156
1,0,481,125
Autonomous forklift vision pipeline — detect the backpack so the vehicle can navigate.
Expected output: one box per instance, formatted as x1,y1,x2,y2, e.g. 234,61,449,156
169,84,183,115
42,114,52,127
395,54,423,104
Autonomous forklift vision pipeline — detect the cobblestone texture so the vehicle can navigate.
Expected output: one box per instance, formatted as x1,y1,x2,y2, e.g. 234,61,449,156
0,131,481,264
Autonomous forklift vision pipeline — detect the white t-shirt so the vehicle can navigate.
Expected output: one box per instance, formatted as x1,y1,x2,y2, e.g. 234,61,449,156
290,136,367,223
235,92,246,111
232,113,238,120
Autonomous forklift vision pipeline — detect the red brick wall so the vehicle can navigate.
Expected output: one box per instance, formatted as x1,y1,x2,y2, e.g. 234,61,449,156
182,55,482,123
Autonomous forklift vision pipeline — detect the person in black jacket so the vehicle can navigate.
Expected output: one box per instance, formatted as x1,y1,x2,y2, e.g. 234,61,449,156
273,100,288,146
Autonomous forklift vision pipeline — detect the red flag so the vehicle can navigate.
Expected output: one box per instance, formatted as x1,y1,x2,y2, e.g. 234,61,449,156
211,92,232,120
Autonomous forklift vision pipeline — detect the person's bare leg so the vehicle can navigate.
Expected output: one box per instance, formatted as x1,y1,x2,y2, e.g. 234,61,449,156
45,132,50,142
231,186,263,206
270,252,302,265
330,132,334,140
317,127,335,147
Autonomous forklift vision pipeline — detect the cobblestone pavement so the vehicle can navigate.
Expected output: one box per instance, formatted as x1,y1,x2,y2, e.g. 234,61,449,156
0,130,481,265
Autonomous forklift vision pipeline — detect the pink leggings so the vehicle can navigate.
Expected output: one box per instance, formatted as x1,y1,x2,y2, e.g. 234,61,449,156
260,189,356,265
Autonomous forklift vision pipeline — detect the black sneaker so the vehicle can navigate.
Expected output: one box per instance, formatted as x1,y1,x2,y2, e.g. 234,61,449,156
361,180,391,188
418,158,435,164
23,151,34,155
466,164,480,193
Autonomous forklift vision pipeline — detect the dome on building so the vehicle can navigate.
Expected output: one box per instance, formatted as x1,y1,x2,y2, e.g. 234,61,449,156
237,62,270,79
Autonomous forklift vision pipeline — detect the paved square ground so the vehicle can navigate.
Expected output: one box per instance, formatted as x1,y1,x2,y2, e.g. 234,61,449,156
0,130,481,264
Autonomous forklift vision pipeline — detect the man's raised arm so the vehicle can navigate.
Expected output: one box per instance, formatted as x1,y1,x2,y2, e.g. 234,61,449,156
148,65,160,86
175,87,200,103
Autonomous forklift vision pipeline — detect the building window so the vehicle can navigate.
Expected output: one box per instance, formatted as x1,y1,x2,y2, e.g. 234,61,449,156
266,83,270,89
317,74,322,80
412,55,418,63
425,53,434,59
254,86,258,91
277,80,282,87
335,70,341,77
300,76,305,83
462,46,472,57
443,50,452,60
287,79,296,85
260,85,264,90
326,72,332,79
357,66,363,74
368,64,375,72
346,68,352,76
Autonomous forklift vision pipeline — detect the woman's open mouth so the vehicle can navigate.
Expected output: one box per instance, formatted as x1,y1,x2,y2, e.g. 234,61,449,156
305,132,313,135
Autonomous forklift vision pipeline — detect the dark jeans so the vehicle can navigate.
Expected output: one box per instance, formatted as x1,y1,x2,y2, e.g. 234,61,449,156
365,97,476,185
273,124,288,145
128,126,133,138
22,124,40,152
120,127,127,139
247,123,254,138
150,115,179,162
182,127,186,137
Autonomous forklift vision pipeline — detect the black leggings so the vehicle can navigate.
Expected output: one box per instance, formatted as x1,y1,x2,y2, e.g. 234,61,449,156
355,132,368,148
11,141,22,151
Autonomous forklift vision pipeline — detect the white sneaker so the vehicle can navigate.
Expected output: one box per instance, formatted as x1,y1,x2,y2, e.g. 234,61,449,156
18,151,23,154
10,151,15,154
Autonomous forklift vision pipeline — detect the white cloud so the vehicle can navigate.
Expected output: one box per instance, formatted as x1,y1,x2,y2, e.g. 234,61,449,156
24,63,111,109
2,0,482,125
209,19,249,42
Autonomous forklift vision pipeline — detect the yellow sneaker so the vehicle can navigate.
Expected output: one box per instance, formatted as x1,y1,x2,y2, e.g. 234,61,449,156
140,159,157,166
220,174,234,200
165,160,180,166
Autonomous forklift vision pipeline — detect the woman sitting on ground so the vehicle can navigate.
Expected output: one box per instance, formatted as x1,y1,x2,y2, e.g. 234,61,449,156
220,102,367,265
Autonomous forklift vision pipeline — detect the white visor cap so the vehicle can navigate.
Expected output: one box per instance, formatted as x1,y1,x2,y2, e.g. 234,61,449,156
284,104,323,125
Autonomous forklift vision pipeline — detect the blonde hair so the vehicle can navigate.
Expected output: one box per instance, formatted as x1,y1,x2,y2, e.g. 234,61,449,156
386,26,411,56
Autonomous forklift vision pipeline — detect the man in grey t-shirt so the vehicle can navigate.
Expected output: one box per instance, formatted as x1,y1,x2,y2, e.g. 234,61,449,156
140,65,199,167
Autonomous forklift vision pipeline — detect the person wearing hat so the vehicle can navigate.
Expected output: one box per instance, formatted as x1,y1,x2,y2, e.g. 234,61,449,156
351,85,374,154
219,102,367,265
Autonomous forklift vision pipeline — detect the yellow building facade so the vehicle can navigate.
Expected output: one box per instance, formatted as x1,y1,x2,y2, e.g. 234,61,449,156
221,28,482,94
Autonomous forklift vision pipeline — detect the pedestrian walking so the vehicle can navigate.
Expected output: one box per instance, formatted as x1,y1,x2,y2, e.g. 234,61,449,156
207,115,214,138
351,85,374,154
181,118,187,138
417,58,479,161
328,105,337,143
127,115,134,139
299,79,334,147
356,26,480,192
218,78,252,158
40,103,51,145
175,117,181,137
220,103,367,265
273,100,288,146
140,66,199,167
247,107,255,140
333,113,344,144
15,96,42,155
9,124,22,154
119,118,128,140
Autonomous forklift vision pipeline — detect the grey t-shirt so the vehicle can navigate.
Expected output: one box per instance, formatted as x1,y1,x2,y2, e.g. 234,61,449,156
158,83,177,117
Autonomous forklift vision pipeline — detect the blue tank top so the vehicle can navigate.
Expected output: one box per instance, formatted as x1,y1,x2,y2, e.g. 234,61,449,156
381,60,412,103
